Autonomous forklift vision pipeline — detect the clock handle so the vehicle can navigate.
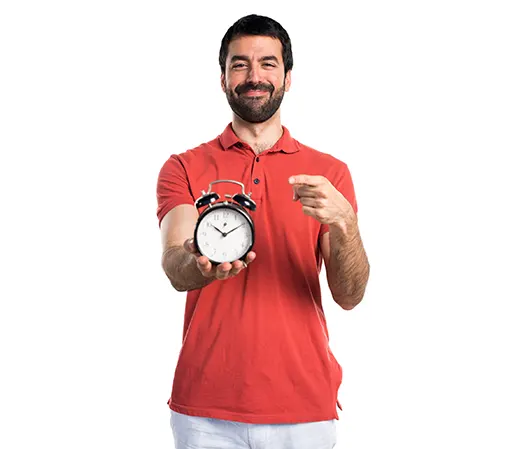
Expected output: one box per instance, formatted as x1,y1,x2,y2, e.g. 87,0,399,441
199,179,256,211
207,179,251,196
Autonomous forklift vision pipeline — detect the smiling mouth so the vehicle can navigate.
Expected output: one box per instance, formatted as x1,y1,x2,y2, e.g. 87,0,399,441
242,90,269,96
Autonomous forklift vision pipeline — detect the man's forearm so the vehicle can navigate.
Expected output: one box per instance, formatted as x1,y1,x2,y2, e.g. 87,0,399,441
162,246,214,292
327,218,370,310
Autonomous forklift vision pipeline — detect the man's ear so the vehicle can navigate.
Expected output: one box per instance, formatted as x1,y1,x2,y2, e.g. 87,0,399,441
285,70,292,92
284,70,292,92
220,73,226,93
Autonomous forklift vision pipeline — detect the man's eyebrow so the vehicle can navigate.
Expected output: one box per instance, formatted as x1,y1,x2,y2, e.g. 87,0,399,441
230,55,250,63
230,55,280,63
260,56,279,63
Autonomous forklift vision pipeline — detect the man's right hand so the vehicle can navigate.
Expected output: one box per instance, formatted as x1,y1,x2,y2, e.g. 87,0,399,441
183,237,256,281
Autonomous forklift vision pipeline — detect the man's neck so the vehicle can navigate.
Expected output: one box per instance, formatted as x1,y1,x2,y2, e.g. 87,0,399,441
231,113,284,155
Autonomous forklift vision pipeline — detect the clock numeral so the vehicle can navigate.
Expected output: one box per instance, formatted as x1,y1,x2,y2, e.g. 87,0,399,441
214,214,219,221
223,212,229,219
201,231,206,236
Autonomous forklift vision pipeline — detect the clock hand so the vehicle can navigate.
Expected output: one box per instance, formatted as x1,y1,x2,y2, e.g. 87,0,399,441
224,223,246,236
211,225,227,237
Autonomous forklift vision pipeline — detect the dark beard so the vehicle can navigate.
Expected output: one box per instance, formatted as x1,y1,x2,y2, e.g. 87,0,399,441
226,81,285,124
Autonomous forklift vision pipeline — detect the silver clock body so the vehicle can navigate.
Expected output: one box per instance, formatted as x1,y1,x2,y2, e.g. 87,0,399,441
194,202,255,264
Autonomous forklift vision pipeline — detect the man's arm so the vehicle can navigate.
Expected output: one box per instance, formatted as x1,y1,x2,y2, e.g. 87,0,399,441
160,204,256,292
289,173,370,310
160,204,214,291
320,219,370,310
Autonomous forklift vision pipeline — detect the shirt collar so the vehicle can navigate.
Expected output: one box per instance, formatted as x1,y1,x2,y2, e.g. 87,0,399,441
218,122,299,154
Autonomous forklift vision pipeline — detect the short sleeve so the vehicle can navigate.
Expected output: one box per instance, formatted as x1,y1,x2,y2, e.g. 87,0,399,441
319,163,358,237
156,154,195,228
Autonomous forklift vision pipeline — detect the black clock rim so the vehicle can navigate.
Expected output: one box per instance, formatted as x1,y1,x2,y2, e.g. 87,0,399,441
193,202,255,265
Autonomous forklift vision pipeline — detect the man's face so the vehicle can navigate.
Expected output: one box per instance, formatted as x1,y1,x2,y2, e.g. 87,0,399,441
221,35,291,123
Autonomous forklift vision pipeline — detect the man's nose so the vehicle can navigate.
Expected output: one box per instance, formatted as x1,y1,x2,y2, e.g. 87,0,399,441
246,65,263,84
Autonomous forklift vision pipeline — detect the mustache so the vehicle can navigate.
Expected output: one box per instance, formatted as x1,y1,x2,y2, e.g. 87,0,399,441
235,83,274,95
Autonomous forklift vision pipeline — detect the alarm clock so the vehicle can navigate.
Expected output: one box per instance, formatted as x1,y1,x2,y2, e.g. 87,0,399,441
193,180,256,265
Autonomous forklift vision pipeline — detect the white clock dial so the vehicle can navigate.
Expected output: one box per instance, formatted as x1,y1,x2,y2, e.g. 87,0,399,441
196,207,253,263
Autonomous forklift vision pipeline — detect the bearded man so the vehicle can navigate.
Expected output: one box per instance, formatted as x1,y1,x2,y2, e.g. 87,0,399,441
156,13,370,449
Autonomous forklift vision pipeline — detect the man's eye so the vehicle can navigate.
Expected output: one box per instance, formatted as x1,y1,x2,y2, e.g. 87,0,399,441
232,64,247,69
263,63,276,68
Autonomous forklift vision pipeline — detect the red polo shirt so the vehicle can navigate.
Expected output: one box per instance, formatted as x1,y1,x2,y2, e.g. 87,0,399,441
156,123,358,424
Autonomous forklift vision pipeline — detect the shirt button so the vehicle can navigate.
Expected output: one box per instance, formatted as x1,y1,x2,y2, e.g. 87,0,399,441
256,157,260,162
254,178,260,184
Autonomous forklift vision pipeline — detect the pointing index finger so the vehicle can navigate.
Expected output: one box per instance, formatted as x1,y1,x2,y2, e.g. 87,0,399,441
288,175,323,186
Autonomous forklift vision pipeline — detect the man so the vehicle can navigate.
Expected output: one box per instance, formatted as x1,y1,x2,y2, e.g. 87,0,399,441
156,14,370,449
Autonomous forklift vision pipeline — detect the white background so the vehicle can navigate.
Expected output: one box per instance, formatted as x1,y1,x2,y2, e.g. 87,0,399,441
1,0,509,448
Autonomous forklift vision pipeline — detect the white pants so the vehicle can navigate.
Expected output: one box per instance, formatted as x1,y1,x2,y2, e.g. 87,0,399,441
170,410,337,449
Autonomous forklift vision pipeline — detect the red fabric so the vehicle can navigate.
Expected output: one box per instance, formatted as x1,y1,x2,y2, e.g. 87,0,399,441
156,123,357,424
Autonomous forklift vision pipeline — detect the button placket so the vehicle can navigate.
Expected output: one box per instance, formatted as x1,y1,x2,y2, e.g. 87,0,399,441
251,154,263,200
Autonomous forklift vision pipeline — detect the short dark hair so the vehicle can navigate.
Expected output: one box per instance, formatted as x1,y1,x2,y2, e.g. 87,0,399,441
219,14,293,75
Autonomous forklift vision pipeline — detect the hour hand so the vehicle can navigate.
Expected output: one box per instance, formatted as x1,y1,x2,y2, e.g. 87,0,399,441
211,225,227,237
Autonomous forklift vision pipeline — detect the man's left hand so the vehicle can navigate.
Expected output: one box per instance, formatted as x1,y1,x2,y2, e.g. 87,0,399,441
289,174,355,230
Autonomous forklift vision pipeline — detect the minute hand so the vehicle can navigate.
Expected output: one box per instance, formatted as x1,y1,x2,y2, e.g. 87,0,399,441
224,223,246,236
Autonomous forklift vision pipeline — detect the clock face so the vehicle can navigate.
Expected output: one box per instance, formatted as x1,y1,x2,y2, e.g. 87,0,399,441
195,206,254,263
